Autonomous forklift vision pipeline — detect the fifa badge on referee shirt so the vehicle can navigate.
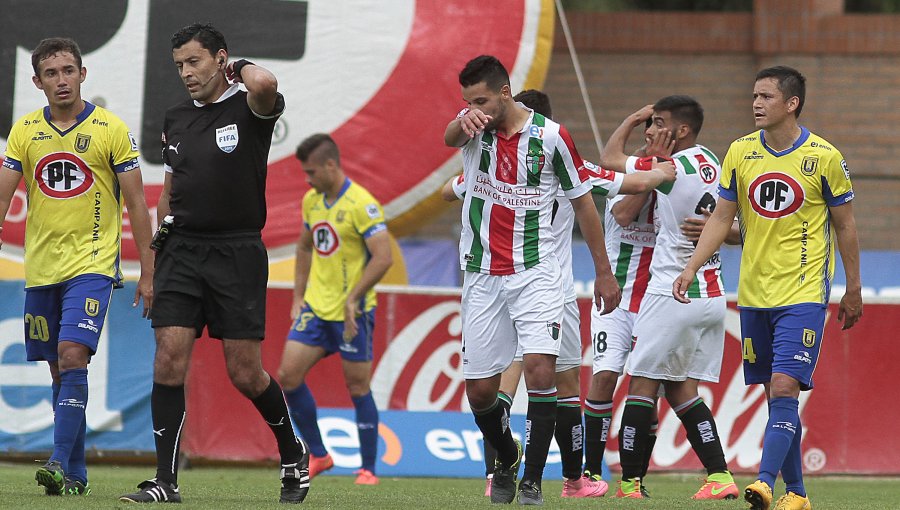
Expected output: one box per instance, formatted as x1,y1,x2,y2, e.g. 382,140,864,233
216,124,239,153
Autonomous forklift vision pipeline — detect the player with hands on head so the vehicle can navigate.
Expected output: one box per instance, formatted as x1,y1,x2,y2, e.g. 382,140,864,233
599,96,739,500
582,104,677,498
673,66,862,510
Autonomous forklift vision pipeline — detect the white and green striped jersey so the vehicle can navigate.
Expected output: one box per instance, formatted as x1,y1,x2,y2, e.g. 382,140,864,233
458,108,591,275
555,163,624,301
452,161,623,299
603,193,657,313
625,145,725,298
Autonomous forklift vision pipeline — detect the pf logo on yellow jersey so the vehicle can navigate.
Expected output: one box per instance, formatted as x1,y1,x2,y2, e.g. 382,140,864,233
748,172,804,219
311,221,339,257
34,152,94,199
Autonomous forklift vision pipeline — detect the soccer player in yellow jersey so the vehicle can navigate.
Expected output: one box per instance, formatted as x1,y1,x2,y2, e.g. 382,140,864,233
674,66,862,510
278,133,393,485
0,38,154,496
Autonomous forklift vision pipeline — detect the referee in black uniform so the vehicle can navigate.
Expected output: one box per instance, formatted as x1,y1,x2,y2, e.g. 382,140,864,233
120,23,309,504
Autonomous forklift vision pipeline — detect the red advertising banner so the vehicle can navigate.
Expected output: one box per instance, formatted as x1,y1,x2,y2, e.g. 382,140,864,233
0,0,554,271
183,287,900,475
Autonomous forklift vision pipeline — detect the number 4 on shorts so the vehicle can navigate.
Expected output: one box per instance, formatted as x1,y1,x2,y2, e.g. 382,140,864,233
742,338,756,364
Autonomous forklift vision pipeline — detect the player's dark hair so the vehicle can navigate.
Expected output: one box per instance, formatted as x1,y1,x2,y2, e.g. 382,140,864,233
171,22,228,54
756,65,806,117
459,55,510,92
514,89,552,119
653,95,704,136
31,38,82,75
297,133,340,165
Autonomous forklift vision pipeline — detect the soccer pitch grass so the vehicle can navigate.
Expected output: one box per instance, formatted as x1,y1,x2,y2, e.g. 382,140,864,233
2,463,899,509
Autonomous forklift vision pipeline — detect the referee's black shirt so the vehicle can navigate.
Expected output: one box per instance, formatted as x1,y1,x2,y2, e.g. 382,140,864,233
161,85,285,233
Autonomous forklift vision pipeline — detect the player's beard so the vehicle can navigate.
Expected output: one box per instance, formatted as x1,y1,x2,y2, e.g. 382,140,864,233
484,101,506,132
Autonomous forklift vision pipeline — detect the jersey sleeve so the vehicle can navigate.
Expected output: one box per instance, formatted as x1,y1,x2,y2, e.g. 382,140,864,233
717,143,739,202
584,161,623,197
251,92,286,120
301,191,314,231
108,116,140,173
353,194,387,239
553,124,591,199
821,150,854,206
450,174,465,199
2,122,25,172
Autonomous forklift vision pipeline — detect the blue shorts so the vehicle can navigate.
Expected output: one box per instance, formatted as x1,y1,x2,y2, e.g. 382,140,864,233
739,303,827,391
24,274,115,362
286,305,375,362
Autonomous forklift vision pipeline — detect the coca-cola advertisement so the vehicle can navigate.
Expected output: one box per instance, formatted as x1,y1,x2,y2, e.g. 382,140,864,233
180,287,900,476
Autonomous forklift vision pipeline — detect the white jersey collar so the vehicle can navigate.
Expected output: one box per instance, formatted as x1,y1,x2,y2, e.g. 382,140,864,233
193,84,240,107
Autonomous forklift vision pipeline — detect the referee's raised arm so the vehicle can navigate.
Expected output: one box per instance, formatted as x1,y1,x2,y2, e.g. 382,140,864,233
226,59,279,116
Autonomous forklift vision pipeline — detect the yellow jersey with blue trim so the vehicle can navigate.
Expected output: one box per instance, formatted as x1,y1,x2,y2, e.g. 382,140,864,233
302,179,387,321
719,127,854,308
2,102,140,288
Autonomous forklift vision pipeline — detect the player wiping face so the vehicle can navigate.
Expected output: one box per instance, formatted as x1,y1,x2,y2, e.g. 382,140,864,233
458,81,515,137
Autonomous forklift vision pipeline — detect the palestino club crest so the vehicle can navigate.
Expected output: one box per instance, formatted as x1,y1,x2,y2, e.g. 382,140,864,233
0,1,553,265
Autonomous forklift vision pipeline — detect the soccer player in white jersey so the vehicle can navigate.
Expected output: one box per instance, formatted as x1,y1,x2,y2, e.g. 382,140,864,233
600,97,740,500
444,56,623,505
442,89,675,499
582,123,679,496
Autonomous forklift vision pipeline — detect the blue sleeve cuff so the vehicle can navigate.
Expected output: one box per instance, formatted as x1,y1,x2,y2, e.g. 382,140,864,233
2,157,23,172
362,223,387,239
717,184,737,202
826,189,854,207
113,158,140,173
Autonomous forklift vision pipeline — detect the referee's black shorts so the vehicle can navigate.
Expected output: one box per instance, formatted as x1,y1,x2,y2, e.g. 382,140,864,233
150,230,267,340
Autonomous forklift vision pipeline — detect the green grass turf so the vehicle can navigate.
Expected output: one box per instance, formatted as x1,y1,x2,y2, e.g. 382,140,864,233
2,463,899,509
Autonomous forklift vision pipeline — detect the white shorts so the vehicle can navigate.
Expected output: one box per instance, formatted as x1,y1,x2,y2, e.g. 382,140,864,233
461,259,565,379
627,293,726,382
515,299,580,372
591,306,637,375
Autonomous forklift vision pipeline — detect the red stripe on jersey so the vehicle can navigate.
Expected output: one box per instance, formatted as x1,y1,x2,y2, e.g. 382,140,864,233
645,191,658,224
455,174,464,184
704,268,723,297
629,246,654,312
583,164,617,181
488,203,516,275
557,125,588,183
495,132,521,185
